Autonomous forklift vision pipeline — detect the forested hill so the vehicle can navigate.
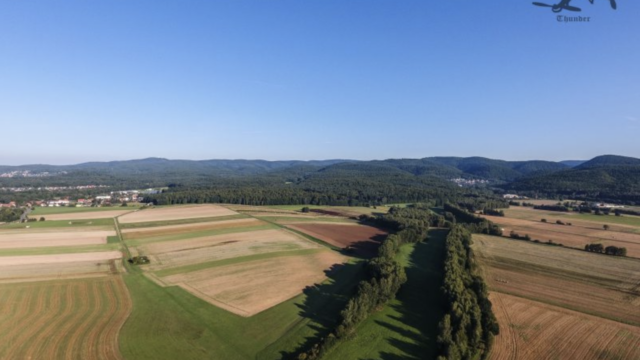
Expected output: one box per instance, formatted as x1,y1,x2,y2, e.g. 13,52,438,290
1,156,573,186
3,155,639,205
504,155,640,204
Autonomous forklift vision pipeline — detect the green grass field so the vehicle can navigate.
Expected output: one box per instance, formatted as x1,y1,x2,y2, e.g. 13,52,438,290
30,205,139,215
120,257,366,360
324,229,447,359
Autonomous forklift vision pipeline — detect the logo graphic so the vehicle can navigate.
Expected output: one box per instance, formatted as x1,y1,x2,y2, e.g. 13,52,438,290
532,0,617,12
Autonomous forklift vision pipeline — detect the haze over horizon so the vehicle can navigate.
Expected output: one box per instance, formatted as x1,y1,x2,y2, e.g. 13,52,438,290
0,154,633,168
1,1,638,165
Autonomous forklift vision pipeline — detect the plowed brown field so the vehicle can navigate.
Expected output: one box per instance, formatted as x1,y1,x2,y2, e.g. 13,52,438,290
490,292,640,360
0,276,131,360
161,250,346,316
118,204,237,224
287,223,387,257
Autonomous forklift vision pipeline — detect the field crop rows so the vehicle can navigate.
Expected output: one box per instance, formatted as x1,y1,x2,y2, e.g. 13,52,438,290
484,207,640,258
0,206,133,359
0,276,131,360
122,205,352,317
490,292,640,360
473,234,640,360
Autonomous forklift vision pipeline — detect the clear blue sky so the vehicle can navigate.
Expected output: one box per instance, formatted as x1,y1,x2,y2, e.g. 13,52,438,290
1,0,638,165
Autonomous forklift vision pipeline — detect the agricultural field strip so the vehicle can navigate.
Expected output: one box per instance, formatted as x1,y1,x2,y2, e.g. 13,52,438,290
0,230,115,249
118,204,238,224
0,276,131,360
474,235,640,325
474,236,640,292
161,251,347,317
40,210,133,221
124,224,277,246
503,207,640,229
487,215,640,243
0,250,122,266
121,218,264,239
138,229,322,271
489,291,640,360
117,214,249,230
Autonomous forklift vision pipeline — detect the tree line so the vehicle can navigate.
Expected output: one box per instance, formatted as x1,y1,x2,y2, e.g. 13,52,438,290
584,244,627,256
437,226,499,360
443,204,503,236
295,207,433,360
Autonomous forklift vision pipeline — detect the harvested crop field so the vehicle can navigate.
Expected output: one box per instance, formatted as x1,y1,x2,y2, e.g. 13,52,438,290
0,251,122,283
138,229,321,271
502,207,640,232
490,292,640,360
121,218,263,240
484,215,640,258
118,205,237,224
162,250,346,316
287,223,387,257
473,235,640,325
0,230,115,249
40,210,132,221
0,276,131,360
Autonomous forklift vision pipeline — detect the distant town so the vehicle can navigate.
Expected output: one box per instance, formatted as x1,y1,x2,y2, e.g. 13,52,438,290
0,188,161,209
0,170,67,178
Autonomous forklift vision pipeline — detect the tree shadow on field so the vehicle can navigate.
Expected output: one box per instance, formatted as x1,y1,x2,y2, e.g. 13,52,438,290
279,259,367,359
339,233,387,259
365,229,448,360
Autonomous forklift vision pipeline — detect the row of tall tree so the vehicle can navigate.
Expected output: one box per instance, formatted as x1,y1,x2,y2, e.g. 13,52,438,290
296,207,433,360
437,226,499,360
443,204,503,236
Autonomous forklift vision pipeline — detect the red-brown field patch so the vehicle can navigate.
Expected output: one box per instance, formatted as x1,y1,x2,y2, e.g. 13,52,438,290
161,250,346,317
287,223,387,257
490,292,640,360
0,230,115,249
0,276,131,360
118,204,238,224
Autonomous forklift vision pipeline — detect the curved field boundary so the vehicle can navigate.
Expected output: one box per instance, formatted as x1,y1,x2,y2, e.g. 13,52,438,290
0,276,132,360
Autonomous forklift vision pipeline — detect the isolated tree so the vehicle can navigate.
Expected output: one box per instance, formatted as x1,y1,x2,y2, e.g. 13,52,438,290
603,224,610,230
301,206,310,213
39,217,45,221
541,218,547,223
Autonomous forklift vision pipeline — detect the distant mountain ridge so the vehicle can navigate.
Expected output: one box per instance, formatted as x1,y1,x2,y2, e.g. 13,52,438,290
2,154,639,204
505,155,640,204
2,155,638,182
